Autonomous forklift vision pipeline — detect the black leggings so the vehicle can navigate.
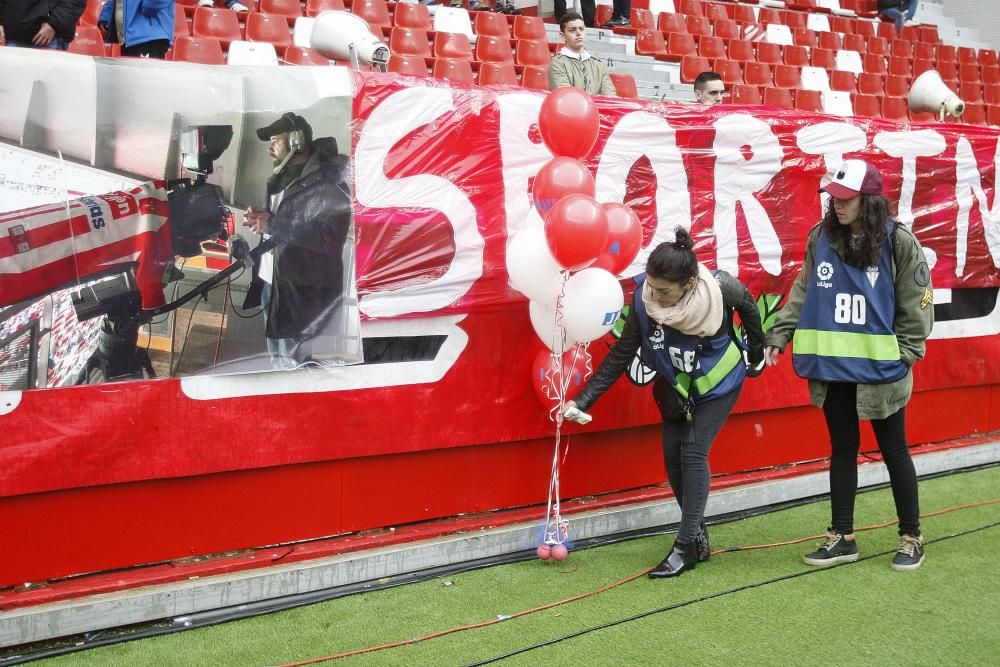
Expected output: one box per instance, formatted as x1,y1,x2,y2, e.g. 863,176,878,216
822,382,920,536
662,387,741,543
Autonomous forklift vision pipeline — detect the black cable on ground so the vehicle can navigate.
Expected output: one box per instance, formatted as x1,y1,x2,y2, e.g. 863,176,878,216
2,462,997,665
465,520,1000,667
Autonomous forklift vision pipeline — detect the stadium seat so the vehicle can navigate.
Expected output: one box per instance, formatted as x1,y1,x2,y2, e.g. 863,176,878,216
792,27,817,49
910,110,936,123
823,89,853,115
731,84,762,105
835,50,863,75
732,5,756,25
983,66,1000,86
433,57,474,84
283,45,331,65
657,12,686,36
937,44,956,64
773,64,802,89
434,31,473,60
744,62,773,87
881,97,909,121
850,18,875,38
980,49,999,68
884,74,908,98
852,94,880,118
805,12,830,34
727,39,754,63
520,65,549,90
475,34,514,64
390,27,431,58
876,22,895,41
515,39,550,69
686,15,712,38
888,57,912,78
680,55,710,84
387,53,428,76
963,103,988,126
477,61,517,86
936,60,959,81
260,0,302,23
678,0,704,17
811,48,835,70
755,41,783,66
433,7,474,42
984,84,1000,106
890,38,912,60
830,70,857,94
960,81,984,103
474,11,509,38
857,73,884,96
912,42,934,61
842,34,865,53
192,7,243,47
713,20,741,42
863,54,887,75
801,66,830,91
173,35,226,64
392,2,432,30
958,47,978,64
917,24,938,43
79,0,104,27
513,15,547,41
617,9,654,36
610,72,639,98
666,32,697,61
867,36,888,56
704,2,729,23
713,58,744,85
783,45,809,68
763,86,794,108
228,40,279,65
829,16,852,34
246,12,292,55
698,36,726,60
758,8,783,26
353,0,391,35
960,63,982,83
781,10,807,31
765,24,793,46
68,26,106,56
987,105,1000,127
175,4,191,37
636,29,670,60
306,0,346,16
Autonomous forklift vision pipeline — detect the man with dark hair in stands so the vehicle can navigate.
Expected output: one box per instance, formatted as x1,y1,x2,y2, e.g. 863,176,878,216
0,0,85,50
548,12,616,96
694,71,725,105
554,0,595,29
98,0,174,59
601,0,630,28
244,113,353,369
878,0,919,34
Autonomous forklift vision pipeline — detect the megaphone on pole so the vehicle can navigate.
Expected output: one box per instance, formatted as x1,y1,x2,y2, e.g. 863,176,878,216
908,70,966,121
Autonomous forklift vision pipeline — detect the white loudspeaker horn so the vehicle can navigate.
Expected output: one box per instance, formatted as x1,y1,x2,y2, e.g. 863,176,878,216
908,70,965,121
311,11,390,71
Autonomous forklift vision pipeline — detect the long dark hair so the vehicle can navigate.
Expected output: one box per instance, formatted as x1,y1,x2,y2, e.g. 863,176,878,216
646,226,698,282
821,193,893,267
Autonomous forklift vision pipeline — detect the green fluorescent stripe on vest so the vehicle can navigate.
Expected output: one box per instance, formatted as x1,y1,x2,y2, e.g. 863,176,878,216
792,329,901,361
674,372,692,399
672,342,743,398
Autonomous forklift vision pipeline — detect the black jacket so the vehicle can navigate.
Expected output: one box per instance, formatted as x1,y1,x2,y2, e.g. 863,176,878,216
574,270,765,412
0,0,86,43
877,0,906,10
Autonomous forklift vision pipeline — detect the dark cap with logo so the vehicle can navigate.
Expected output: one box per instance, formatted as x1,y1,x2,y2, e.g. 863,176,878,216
820,159,883,200
256,112,313,145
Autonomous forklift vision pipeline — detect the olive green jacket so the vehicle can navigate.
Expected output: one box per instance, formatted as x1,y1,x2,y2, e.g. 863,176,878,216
547,49,617,96
765,222,934,419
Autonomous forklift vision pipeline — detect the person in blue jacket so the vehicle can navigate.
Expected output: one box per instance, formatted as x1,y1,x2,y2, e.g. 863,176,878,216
99,0,174,59
564,227,765,579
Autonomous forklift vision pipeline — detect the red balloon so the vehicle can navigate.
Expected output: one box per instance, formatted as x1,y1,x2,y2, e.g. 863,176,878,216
532,157,595,217
591,203,643,275
544,194,609,271
550,543,569,561
536,544,552,560
530,346,592,410
538,87,600,159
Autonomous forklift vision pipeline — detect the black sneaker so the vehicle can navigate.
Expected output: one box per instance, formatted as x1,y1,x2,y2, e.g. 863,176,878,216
601,16,630,28
891,533,925,571
695,520,710,562
803,531,858,566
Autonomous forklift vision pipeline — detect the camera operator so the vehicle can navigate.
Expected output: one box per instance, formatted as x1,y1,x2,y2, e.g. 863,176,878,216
244,113,352,369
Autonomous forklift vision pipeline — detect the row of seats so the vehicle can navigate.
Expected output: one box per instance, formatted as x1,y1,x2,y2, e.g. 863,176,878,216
390,29,550,68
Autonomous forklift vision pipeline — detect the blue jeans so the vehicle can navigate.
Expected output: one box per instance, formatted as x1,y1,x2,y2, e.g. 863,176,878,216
880,1,917,33
5,37,69,50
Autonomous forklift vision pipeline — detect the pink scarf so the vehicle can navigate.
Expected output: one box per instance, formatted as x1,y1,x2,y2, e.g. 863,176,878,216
641,264,723,337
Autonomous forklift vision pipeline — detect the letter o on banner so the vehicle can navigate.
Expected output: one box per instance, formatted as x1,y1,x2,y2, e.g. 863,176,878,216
538,87,600,159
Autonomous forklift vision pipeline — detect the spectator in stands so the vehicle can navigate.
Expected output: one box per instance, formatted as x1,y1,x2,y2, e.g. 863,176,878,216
548,12,616,96
564,227,766,580
244,113,353,369
0,0,85,50
878,0,919,34
601,0,630,28
764,159,934,572
197,0,250,13
448,0,518,14
98,0,174,59
694,71,725,105
555,0,595,29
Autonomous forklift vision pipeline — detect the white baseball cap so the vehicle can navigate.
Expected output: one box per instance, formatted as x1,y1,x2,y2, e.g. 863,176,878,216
820,159,883,200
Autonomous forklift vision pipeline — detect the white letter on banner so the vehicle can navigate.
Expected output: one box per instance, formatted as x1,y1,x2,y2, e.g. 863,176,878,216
497,92,551,238
954,136,1000,277
712,114,783,276
796,121,867,215
354,87,485,317
595,111,691,277
874,130,946,228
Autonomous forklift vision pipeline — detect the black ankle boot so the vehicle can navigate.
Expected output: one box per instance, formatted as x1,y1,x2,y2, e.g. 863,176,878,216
649,539,698,579
695,520,710,562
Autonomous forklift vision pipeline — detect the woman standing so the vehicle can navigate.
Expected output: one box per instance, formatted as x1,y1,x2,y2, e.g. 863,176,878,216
565,227,765,579
764,160,934,571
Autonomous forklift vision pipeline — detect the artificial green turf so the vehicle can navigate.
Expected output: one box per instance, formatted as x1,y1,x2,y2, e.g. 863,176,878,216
36,465,1000,667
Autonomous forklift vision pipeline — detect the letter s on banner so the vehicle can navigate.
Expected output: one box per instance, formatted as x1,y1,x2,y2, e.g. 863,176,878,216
355,87,485,317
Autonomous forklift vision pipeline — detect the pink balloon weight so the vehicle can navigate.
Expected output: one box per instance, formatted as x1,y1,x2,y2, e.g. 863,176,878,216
532,157,596,217
536,544,552,560
550,543,569,561
538,87,600,159
530,347,592,410
591,203,643,275
544,194,609,272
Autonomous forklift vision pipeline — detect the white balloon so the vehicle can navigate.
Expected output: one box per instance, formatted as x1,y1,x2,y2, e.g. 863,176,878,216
507,228,565,303
529,300,580,353
561,268,624,344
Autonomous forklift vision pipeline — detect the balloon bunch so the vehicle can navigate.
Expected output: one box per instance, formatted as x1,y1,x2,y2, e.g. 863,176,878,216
507,88,643,562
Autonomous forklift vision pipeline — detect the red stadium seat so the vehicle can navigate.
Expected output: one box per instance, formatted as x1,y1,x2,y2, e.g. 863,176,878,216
680,55,710,84
192,7,243,47
678,0,704,17
763,86,794,108
852,94,881,118
610,72,639,98
68,26,106,56
795,89,823,113
731,84,762,105
857,73,884,96
960,81,984,103
984,84,1000,106
515,39,550,69
817,31,841,52
513,15,547,41
79,0,104,27
666,32,697,61
754,41,783,65
636,29,670,60
912,42,934,61
705,2,729,23
353,0,391,35
474,11,509,38
246,12,292,55
863,54,887,75
912,58,934,77
936,60,959,81
433,57,474,84
830,70,858,94
960,63,981,83
781,10,807,30
390,27,431,58
963,103,988,126
727,39,754,63
387,53,428,76
283,45,331,65
829,16,852,34
792,27,817,49
867,36,888,56
657,12,686,35
783,45,809,68
713,20,741,42
987,105,1000,127
173,35,226,64
958,46,977,64
391,1,431,30
918,25,938,43
520,65,549,90
175,4,191,37
478,61,517,86
743,62,773,87
884,75,909,98
890,38,912,60
876,22,895,41
982,66,1000,86
810,48,835,70
851,18,875,38
937,44,956,64
434,31,472,60
260,0,302,23
616,9,653,36
713,58,744,85
842,33,865,53
732,5,756,25
475,34,514,64
698,36,726,60
881,97,909,121
888,57,912,78
980,49,999,68
774,64,802,89
686,15,712,38
594,4,613,28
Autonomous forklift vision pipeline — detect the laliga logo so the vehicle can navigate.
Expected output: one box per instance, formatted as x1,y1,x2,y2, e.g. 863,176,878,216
817,261,834,281
650,325,665,344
